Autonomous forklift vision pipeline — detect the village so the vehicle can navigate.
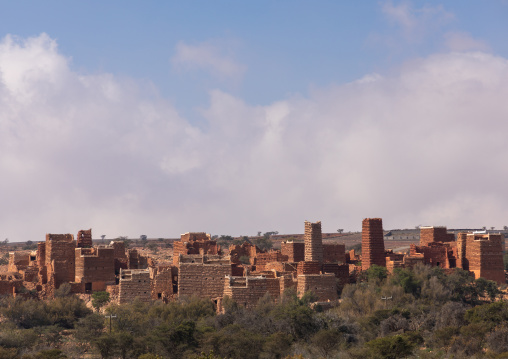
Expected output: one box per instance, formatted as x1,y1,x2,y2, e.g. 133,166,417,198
0,218,505,311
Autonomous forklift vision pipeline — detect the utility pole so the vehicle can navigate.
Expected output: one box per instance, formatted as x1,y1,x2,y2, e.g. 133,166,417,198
105,315,117,333
381,296,393,309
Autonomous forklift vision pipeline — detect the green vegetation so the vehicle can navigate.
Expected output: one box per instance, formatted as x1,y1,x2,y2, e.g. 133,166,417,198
0,264,507,358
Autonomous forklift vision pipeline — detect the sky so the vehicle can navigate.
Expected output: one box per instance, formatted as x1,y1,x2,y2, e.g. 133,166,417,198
1,1,508,241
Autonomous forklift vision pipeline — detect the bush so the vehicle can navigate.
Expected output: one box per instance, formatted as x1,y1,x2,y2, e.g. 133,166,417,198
92,291,110,311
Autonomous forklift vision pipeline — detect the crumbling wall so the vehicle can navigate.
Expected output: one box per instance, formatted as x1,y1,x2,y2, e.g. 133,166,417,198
419,226,455,246
8,252,29,272
151,266,176,301
254,251,288,271
304,221,323,263
322,263,349,286
229,242,261,264
75,246,115,285
0,273,24,296
361,218,385,270
297,261,321,275
385,252,404,274
45,234,76,288
178,262,231,299
456,232,468,269
37,242,47,284
128,249,148,269
223,276,269,309
411,242,452,268
118,269,151,304
173,232,221,265
322,243,346,263
77,229,93,248
297,273,337,301
466,233,505,284
281,242,305,262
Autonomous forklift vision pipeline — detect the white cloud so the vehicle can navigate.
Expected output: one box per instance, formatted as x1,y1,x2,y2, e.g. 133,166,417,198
443,31,490,52
2,33,508,241
381,0,454,41
171,40,246,81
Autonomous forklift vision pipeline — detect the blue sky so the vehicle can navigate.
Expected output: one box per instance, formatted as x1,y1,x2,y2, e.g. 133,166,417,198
1,1,508,241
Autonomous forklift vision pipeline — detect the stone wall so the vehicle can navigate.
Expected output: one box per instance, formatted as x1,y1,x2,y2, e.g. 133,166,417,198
253,251,288,271
75,246,115,284
77,229,93,248
173,232,221,265
361,218,386,270
322,263,349,286
410,242,452,268
151,266,176,301
223,276,270,309
297,261,321,275
466,233,505,284
118,269,151,304
297,273,337,301
419,226,455,246
178,262,232,299
322,243,346,263
8,252,29,272
281,242,305,262
304,221,323,263
46,234,76,288
127,249,148,269
0,273,23,296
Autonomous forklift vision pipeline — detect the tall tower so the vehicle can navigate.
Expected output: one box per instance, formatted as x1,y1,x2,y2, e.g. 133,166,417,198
304,220,323,262
361,218,385,270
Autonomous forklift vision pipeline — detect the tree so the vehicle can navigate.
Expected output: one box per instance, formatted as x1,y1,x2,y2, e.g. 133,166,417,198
92,291,110,311
337,229,344,234
366,265,388,283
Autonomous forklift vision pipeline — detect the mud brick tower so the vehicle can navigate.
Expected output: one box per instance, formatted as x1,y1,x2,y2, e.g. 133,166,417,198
304,221,323,263
77,229,93,248
361,218,386,270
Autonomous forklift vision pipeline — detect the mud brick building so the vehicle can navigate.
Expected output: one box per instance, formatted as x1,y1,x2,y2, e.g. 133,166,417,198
280,241,305,262
419,226,455,246
118,269,151,304
464,233,505,284
297,273,337,302
253,251,288,271
173,232,221,265
75,246,115,292
77,229,93,248
323,243,346,263
0,273,24,296
361,218,386,270
222,276,272,309
150,265,178,301
43,234,76,288
177,256,232,299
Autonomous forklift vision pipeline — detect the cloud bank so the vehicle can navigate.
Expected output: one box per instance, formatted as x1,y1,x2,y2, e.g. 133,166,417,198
1,33,508,241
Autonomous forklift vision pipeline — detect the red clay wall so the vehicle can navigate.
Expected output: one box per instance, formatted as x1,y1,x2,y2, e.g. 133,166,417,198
46,234,76,288
75,247,115,284
297,261,321,275
322,243,346,263
77,229,93,248
361,218,385,270
466,233,505,284
281,242,305,262
297,273,337,301
178,263,232,299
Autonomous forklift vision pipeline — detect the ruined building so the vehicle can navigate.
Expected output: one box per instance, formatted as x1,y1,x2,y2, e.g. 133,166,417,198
361,218,386,270
2,230,148,298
